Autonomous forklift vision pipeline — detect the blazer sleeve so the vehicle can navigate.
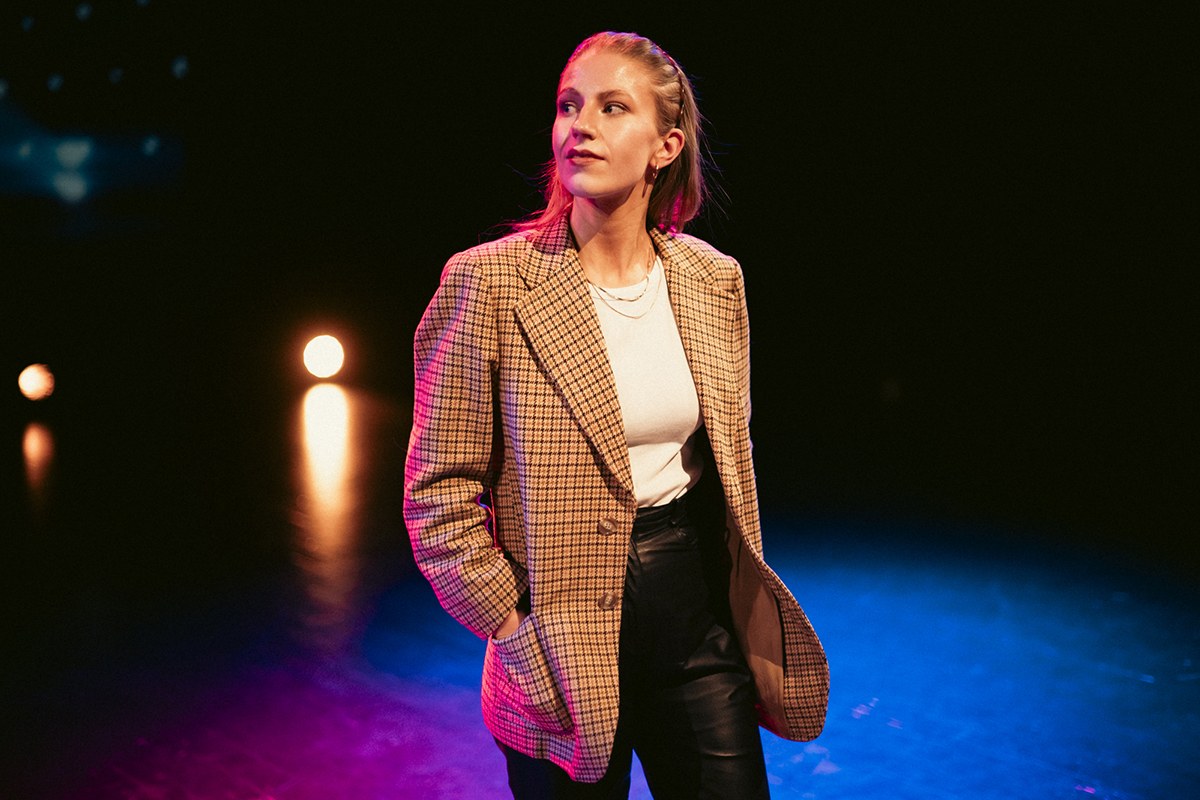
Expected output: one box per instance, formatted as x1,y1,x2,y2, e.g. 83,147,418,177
731,259,753,427
403,252,526,640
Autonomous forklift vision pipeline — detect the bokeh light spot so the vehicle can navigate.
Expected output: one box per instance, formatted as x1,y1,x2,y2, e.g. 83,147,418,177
53,172,88,203
19,364,55,400
23,422,55,499
56,139,93,169
304,335,345,379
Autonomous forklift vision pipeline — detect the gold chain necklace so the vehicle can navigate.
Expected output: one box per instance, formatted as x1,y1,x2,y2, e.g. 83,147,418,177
590,257,662,320
587,244,656,303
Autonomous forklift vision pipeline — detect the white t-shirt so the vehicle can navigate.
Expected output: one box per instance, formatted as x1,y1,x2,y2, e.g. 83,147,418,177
588,257,703,507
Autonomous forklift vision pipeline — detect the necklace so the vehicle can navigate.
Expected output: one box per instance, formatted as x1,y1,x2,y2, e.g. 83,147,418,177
589,257,662,320
587,244,656,303
591,270,651,303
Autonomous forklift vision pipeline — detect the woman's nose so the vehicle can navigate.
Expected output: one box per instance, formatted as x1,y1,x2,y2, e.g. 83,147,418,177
571,110,596,137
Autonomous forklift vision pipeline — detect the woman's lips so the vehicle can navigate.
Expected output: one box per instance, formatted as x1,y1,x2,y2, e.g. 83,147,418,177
565,148,601,162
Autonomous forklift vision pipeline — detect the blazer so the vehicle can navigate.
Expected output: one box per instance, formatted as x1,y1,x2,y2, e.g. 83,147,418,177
403,215,829,783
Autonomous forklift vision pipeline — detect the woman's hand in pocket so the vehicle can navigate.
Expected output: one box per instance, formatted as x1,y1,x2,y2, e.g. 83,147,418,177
493,607,528,639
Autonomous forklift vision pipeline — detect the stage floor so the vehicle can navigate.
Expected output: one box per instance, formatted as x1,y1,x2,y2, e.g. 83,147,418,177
6,385,1197,799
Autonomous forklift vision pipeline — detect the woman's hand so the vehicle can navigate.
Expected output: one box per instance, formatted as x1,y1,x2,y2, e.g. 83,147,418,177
493,607,528,639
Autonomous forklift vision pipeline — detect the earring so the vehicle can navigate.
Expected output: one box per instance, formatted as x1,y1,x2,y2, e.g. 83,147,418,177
648,163,660,182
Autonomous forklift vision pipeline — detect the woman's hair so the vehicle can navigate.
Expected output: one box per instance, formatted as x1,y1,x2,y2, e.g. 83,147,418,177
517,31,711,233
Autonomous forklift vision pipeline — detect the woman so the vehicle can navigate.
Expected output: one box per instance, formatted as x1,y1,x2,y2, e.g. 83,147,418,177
404,31,828,798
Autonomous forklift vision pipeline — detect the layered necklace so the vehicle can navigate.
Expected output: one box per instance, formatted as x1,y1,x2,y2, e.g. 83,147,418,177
587,244,662,320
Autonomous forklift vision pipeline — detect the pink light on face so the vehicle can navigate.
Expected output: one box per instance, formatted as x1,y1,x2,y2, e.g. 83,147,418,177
18,364,55,400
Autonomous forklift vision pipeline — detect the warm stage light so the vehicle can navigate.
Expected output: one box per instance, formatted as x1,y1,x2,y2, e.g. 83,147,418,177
18,364,55,400
304,335,345,379
24,422,54,499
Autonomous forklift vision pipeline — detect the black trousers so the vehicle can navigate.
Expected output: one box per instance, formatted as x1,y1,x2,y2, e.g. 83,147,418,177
499,489,770,799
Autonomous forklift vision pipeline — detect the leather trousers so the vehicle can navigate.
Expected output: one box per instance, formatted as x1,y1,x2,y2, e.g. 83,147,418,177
500,486,770,799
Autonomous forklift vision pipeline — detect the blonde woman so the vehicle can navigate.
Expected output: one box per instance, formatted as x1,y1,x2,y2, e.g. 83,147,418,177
404,31,828,798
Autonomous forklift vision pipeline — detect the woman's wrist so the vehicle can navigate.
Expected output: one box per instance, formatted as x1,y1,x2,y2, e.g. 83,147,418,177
494,607,527,638
493,589,532,638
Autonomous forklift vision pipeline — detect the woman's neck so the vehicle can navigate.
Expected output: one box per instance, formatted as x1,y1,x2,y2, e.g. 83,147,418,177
570,200,655,289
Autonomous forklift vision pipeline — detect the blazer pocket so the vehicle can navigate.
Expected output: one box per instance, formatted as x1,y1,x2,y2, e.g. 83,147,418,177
488,614,573,734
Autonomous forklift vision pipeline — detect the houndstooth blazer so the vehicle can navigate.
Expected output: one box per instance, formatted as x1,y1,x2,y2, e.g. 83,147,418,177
404,214,829,783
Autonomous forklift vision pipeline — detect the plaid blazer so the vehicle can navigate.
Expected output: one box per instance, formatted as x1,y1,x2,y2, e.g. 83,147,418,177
404,215,828,783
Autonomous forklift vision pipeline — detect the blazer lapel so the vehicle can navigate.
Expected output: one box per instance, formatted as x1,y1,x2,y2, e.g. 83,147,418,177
657,231,746,505
514,220,635,498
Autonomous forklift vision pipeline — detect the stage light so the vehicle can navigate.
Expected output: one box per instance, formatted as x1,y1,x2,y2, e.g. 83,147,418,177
304,335,345,379
18,364,55,400
24,422,54,497
56,139,92,169
53,172,88,203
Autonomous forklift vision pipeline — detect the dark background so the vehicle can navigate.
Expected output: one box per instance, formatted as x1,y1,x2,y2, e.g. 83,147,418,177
3,3,1194,573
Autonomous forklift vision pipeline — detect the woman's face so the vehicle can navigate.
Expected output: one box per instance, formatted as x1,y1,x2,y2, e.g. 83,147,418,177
553,50,677,212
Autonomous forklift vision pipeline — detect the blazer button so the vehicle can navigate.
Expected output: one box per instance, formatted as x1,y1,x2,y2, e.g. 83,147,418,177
597,592,620,610
597,517,618,536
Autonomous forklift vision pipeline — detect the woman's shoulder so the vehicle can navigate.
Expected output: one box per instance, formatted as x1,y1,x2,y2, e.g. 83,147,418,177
446,229,537,271
658,230,743,283
666,231,737,262
435,229,541,294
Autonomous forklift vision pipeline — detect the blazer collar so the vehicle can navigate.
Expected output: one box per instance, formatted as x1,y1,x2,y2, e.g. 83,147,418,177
655,229,745,501
513,215,743,505
513,216,635,501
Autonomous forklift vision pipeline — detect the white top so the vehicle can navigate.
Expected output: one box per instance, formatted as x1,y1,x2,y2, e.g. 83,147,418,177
588,257,704,507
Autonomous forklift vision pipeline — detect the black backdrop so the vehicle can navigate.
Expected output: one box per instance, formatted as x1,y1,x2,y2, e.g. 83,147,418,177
3,4,1193,570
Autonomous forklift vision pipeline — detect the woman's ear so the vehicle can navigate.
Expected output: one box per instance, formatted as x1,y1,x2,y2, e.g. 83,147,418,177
656,128,685,167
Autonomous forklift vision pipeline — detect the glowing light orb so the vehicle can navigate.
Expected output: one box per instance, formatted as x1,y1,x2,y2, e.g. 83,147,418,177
304,335,345,379
56,139,93,169
53,172,88,203
18,364,55,400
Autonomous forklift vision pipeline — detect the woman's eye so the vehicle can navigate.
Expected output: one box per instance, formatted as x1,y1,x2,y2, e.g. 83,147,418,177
603,103,624,113
558,101,577,114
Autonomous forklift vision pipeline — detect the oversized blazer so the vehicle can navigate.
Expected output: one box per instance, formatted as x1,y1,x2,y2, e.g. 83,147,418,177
403,214,828,783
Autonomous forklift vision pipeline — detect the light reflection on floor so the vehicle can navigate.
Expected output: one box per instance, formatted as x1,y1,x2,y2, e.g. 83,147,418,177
6,385,1198,799
293,382,361,654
